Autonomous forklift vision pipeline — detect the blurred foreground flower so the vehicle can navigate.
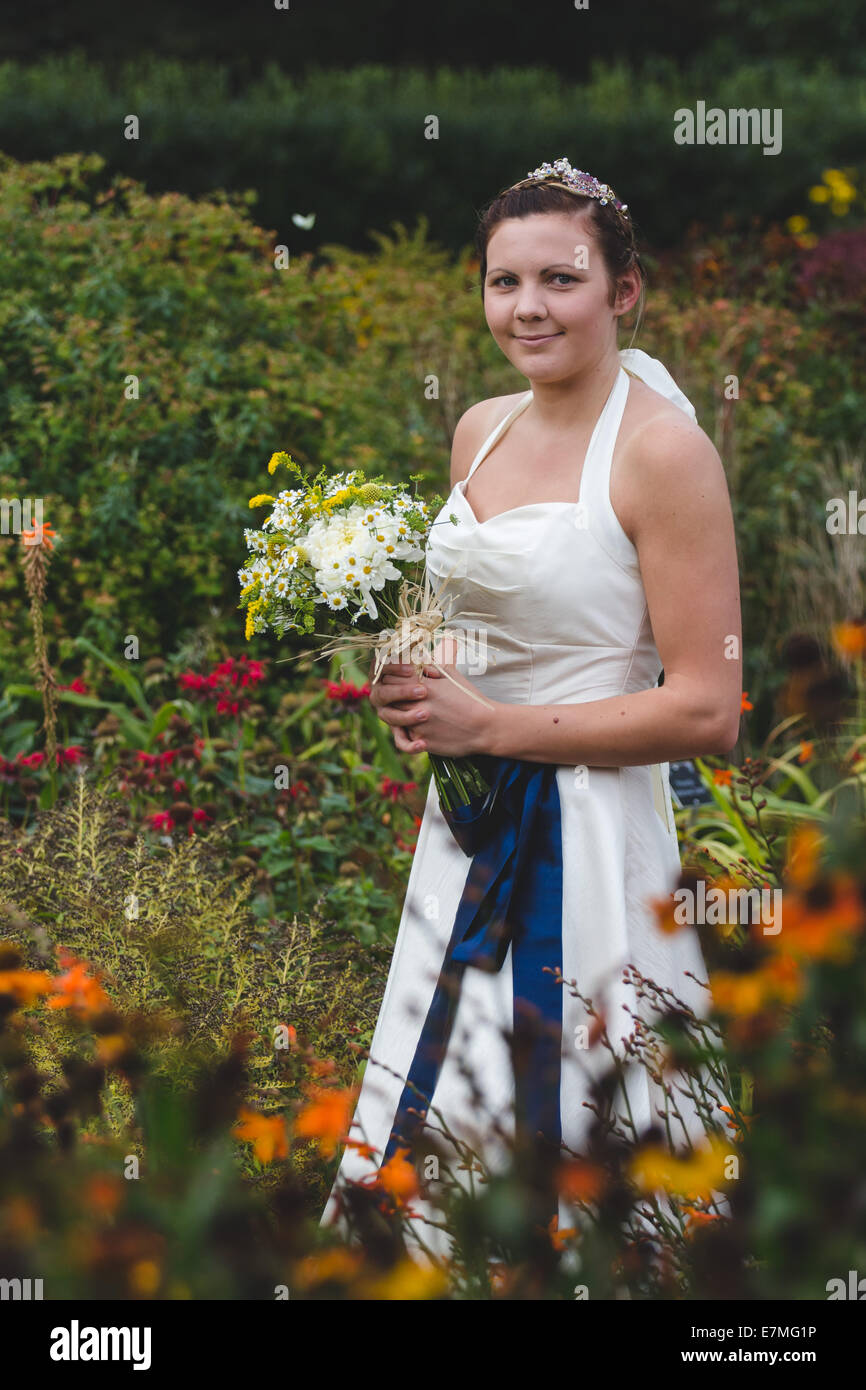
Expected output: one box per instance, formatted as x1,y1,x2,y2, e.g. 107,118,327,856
232,1106,289,1164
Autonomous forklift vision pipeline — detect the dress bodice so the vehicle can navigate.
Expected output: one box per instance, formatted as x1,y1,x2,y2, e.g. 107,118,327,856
424,348,697,708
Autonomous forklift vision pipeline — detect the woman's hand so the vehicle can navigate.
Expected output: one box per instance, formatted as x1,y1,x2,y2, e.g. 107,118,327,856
368,657,498,758
368,661,434,754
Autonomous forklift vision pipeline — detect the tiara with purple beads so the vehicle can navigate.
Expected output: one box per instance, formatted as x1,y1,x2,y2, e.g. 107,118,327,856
507,156,629,220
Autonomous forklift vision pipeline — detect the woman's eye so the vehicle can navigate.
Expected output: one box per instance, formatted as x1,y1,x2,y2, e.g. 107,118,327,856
490,273,578,287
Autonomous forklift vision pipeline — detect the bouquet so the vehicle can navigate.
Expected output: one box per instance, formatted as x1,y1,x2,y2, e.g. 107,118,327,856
238,450,496,811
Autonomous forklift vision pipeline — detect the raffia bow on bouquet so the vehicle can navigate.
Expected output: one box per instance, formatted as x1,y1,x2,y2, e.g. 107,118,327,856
316,564,500,811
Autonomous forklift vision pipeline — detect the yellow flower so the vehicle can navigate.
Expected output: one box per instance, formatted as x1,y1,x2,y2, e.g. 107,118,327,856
292,1249,364,1289
822,169,856,199
360,1257,449,1301
786,215,809,235
629,1136,732,1200
267,451,292,475
244,597,264,641
808,185,830,203
248,494,275,508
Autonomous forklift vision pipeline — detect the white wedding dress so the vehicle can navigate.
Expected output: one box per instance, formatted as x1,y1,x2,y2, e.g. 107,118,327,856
322,348,722,1259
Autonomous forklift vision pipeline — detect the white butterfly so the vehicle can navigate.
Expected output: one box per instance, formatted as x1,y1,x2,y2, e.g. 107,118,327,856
291,212,316,230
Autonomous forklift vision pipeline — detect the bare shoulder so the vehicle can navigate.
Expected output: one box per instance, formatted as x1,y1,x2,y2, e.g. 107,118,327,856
450,392,527,488
614,379,728,544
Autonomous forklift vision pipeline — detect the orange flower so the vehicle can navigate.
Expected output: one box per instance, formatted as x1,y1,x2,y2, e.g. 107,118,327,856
719,1105,754,1142
46,951,112,1016
557,1159,606,1203
342,1137,379,1162
832,621,866,660
784,823,824,890
764,873,864,963
95,1034,130,1065
0,967,54,1007
710,954,802,1015
232,1106,289,1164
293,1084,357,1159
21,522,57,550
547,1214,578,1251
292,1248,364,1289
740,692,753,712
797,740,814,763
712,768,733,786
682,1203,724,1237
83,1174,124,1217
367,1147,418,1207
648,891,685,935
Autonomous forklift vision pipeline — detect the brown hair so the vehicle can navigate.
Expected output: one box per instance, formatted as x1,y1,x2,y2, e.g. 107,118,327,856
475,180,646,348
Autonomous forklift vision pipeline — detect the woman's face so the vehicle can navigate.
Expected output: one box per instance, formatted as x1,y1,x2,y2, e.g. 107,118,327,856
483,209,638,381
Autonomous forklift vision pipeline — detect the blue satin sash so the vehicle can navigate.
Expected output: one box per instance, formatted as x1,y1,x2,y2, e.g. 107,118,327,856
382,755,564,1171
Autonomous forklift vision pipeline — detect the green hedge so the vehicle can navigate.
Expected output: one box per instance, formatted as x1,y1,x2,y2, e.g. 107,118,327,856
0,54,863,253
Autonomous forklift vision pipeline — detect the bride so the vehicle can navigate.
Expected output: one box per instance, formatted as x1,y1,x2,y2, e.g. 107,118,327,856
322,157,742,1261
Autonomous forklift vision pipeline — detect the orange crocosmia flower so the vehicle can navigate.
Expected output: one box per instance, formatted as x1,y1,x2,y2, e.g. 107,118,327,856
83,1174,124,1217
784,822,824,890
711,954,803,1015
0,968,54,1006
293,1085,357,1159
768,875,864,962
719,1104,754,1141
557,1159,606,1203
547,1214,578,1251
648,892,685,935
21,523,57,551
740,691,753,712
682,1204,723,1237
232,1106,289,1164
46,954,112,1015
797,740,814,763
342,1137,378,1162
831,621,866,660
369,1148,418,1206
709,970,761,1015
712,769,733,786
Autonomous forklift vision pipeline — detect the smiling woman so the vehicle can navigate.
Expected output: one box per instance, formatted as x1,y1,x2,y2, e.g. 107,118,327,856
322,156,741,1264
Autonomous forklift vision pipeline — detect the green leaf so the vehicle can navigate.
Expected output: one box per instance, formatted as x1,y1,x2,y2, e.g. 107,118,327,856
71,635,151,715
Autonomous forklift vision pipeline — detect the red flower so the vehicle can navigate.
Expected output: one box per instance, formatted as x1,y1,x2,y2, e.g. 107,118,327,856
395,814,423,854
16,751,45,768
58,677,89,694
149,811,174,832
178,671,209,694
380,777,418,802
324,679,371,708
57,745,87,766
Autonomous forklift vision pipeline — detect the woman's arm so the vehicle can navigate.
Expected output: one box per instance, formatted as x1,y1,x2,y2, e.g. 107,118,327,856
483,417,743,767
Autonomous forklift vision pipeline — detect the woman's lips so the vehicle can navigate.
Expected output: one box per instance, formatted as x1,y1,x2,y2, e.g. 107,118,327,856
514,332,563,344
